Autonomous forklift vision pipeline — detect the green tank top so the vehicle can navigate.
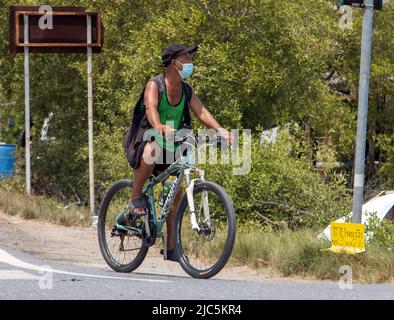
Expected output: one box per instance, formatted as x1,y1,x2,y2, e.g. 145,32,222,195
153,85,186,152
158,85,185,130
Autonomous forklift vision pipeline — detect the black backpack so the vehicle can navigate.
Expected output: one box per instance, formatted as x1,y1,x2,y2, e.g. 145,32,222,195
123,73,193,169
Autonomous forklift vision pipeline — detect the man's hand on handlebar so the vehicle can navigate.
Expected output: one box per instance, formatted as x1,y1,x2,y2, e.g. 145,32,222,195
152,126,234,147
155,124,176,138
217,128,234,145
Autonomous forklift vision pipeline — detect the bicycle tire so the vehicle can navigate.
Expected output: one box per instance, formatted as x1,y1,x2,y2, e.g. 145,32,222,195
97,179,149,273
174,181,236,279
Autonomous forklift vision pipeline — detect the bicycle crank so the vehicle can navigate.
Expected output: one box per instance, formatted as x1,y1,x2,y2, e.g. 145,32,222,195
143,218,156,247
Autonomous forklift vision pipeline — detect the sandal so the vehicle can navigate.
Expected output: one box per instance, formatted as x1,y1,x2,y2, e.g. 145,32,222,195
129,197,148,217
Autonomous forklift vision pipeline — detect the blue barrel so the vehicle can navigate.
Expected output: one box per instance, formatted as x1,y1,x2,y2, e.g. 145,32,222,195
0,144,17,178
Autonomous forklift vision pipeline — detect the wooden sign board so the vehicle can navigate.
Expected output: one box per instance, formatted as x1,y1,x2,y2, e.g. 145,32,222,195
9,6,104,53
339,0,383,10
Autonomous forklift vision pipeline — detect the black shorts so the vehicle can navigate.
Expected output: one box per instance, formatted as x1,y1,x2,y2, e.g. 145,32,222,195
152,148,176,176
152,144,188,176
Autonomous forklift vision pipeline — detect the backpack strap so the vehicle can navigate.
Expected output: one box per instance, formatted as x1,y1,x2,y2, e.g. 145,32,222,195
180,81,193,129
182,80,193,101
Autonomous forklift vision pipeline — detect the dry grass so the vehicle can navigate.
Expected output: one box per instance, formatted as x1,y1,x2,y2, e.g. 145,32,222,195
226,226,394,283
0,189,92,227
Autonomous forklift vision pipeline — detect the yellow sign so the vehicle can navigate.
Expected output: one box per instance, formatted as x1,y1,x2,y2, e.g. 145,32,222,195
324,222,365,254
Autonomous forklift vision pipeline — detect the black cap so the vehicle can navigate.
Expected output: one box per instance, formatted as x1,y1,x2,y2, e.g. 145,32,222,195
162,44,198,67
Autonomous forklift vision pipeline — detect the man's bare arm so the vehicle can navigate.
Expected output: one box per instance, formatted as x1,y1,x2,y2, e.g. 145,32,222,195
144,81,161,128
190,87,233,143
189,88,221,130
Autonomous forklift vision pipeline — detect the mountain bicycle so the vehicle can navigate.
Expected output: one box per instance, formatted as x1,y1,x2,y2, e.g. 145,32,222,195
97,131,236,279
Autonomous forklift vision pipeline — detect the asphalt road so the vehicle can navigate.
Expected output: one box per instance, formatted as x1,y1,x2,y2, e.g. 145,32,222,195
0,245,393,300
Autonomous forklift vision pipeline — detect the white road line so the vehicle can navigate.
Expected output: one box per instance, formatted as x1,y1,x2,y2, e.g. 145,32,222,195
0,248,170,283
0,269,39,280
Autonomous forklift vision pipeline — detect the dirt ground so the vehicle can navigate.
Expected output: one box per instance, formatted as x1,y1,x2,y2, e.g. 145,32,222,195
0,211,329,283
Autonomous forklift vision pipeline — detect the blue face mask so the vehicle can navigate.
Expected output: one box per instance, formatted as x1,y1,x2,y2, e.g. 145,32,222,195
177,62,194,79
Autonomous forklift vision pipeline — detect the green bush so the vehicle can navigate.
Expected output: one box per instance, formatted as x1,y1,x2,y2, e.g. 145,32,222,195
375,133,394,189
203,125,353,229
366,213,394,249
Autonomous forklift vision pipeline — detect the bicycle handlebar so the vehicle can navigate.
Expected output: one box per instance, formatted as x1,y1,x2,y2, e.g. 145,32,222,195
144,129,231,148
173,133,227,148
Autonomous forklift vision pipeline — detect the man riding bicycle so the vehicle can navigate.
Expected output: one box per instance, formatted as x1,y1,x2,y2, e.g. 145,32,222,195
122,43,232,261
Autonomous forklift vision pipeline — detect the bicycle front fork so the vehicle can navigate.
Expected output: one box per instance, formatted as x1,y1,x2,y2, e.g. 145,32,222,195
185,168,211,232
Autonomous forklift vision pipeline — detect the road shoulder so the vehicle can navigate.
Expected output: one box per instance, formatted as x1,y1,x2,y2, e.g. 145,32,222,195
0,211,333,283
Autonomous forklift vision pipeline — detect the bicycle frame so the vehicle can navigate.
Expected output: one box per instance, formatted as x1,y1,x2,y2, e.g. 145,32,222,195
114,144,208,238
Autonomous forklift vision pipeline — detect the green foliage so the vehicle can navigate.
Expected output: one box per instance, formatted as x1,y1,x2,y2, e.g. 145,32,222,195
203,125,353,229
375,133,394,188
365,212,394,249
0,0,393,223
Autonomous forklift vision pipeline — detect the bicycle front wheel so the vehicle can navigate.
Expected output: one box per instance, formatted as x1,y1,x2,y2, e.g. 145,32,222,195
175,181,236,279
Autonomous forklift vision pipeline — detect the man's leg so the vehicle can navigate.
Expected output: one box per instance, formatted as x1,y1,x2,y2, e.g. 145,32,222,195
130,142,157,214
166,186,184,249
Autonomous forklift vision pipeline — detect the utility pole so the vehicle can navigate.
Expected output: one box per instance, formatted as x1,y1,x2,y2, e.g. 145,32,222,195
87,15,95,217
352,0,374,223
24,14,31,195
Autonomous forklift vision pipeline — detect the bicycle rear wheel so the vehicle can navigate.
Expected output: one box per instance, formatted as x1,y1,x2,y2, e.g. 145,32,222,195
175,181,236,279
97,179,148,273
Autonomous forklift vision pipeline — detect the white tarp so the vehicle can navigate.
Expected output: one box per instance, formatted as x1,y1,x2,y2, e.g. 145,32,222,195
319,191,394,241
